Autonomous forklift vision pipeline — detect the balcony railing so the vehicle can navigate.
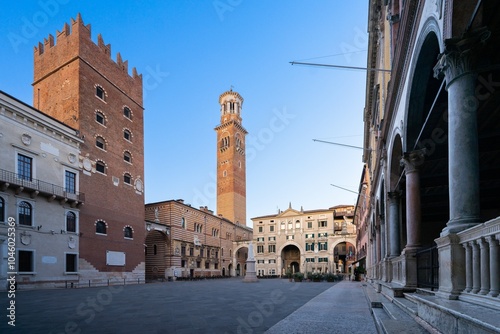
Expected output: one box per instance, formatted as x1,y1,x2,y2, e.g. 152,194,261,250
0,168,85,204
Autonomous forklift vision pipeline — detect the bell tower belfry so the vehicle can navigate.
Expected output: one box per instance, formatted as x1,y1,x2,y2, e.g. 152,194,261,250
215,89,247,226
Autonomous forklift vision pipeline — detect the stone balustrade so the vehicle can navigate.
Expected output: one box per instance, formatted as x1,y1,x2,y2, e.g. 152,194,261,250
459,217,500,299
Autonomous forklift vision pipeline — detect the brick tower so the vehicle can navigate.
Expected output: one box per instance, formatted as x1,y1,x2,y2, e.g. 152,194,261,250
215,90,247,225
32,14,145,283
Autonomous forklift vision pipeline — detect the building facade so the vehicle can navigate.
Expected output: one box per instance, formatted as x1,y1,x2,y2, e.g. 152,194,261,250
0,91,83,289
144,200,252,279
251,204,356,277
32,14,145,284
215,90,247,226
358,0,500,331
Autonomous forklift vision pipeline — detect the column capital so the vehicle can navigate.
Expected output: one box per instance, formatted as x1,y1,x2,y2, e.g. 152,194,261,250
433,27,490,86
400,149,426,174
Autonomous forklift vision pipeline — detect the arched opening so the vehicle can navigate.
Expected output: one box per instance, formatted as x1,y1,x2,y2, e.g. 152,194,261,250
334,242,355,274
228,263,233,276
406,31,449,245
281,244,300,275
145,230,168,281
389,133,407,251
234,246,248,276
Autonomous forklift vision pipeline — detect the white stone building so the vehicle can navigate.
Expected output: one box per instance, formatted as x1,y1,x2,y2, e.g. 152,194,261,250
251,204,356,277
0,91,84,289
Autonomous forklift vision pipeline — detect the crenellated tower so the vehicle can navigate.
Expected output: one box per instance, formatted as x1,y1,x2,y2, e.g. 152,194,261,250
215,89,247,225
32,14,145,283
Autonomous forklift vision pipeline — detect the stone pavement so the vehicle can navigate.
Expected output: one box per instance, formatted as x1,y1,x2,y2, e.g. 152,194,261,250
1,278,378,333
266,280,378,334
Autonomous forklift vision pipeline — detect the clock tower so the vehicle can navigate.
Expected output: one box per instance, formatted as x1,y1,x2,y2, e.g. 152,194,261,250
215,89,247,226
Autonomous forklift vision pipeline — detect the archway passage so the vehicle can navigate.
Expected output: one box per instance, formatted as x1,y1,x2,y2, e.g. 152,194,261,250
406,31,449,246
145,230,168,281
281,244,300,275
334,242,355,273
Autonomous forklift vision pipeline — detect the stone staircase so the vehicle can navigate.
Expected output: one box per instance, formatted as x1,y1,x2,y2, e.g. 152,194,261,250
362,283,438,333
362,282,500,334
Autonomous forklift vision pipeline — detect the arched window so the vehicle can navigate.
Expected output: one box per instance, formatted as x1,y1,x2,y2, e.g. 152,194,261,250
181,217,186,229
18,201,32,226
96,136,106,150
96,86,106,101
124,173,132,185
96,161,106,174
96,220,107,234
123,129,132,141
124,226,133,238
123,107,131,119
124,151,132,163
95,111,105,125
66,211,76,232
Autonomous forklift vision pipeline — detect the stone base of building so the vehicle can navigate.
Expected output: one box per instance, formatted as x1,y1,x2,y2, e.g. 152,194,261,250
76,259,145,288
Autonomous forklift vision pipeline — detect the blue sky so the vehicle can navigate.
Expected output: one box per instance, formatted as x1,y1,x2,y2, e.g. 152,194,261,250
0,1,368,227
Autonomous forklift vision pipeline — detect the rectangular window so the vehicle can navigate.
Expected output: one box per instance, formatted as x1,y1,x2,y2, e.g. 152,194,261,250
181,246,186,256
189,248,194,256
258,226,263,232
65,171,76,194
268,236,276,241
197,261,201,268
269,225,274,232
318,232,328,238
181,260,186,268
307,222,312,229
257,245,264,253
295,221,301,228
287,235,294,240
257,237,264,242
269,269,276,275
318,257,328,263
269,259,276,264
17,154,32,181
306,258,315,263
268,244,276,253
214,263,218,270
205,262,209,269
65,253,78,273
319,242,328,251
319,220,327,227
306,243,315,252
18,250,34,272
305,233,315,239
200,249,204,257
257,260,265,264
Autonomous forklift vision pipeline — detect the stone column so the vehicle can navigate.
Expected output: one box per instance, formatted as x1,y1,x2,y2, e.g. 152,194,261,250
479,238,490,295
401,149,426,249
486,236,499,297
387,191,401,256
463,242,472,293
433,27,490,236
471,240,480,294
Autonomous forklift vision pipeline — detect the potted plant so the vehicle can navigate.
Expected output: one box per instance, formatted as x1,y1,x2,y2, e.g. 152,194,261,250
293,272,304,282
324,272,336,282
311,272,322,282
